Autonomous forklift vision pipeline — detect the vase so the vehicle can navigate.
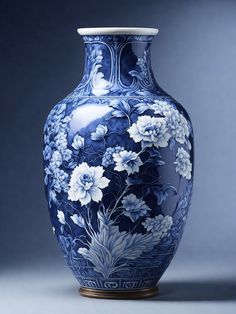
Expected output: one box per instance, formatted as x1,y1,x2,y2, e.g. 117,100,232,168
43,27,194,299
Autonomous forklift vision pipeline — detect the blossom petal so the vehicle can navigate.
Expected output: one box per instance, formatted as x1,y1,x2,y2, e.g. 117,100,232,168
97,176,110,189
93,166,104,181
80,192,91,206
89,187,103,202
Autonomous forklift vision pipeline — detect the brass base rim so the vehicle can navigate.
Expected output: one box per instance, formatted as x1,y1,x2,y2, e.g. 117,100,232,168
79,286,158,299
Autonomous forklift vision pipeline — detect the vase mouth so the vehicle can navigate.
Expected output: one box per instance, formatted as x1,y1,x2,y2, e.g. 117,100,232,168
77,27,159,36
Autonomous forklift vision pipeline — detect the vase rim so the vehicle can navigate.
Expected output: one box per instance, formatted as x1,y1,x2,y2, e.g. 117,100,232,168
77,27,159,36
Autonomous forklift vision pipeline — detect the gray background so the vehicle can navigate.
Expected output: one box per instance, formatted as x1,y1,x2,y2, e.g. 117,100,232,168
1,0,236,313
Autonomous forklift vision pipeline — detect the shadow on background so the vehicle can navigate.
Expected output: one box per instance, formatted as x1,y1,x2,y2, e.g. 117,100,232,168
148,279,236,301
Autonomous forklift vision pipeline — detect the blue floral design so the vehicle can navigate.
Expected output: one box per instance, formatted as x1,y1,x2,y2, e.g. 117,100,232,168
142,215,173,238
128,115,171,148
70,214,85,228
68,162,110,205
175,147,192,179
121,193,151,222
72,134,84,150
113,150,143,175
102,146,124,167
91,124,108,141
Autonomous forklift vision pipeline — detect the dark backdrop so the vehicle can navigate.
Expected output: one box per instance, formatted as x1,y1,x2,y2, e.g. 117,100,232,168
1,0,236,271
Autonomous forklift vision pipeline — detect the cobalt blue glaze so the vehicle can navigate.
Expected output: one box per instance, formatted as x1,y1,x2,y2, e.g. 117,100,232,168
43,31,194,293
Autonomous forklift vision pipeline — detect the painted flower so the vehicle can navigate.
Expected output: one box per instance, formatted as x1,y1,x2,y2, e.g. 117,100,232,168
44,151,69,193
102,146,124,167
52,168,69,193
137,51,148,77
142,215,173,238
50,151,63,169
151,99,175,116
113,150,143,175
54,131,72,161
91,124,108,141
55,132,67,150
90,49,103,64
57,210,65,224
165,112,189,144
151,100,189,144
68,162,110,205
174,147,192,179
63,149,72,162
72,134,84,150
70,214,85,228
121,193,151,222
128,115,171,148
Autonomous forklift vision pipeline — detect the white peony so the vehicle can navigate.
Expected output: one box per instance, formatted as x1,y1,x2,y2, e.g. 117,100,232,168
113,150,143,175
128,115,171,148
68,162,110,205
165,111,189,144
151,99,175,116
175,147,192,179
151,100,189,144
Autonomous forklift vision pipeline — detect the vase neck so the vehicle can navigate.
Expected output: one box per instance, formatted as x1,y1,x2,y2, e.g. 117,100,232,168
76,35,160,97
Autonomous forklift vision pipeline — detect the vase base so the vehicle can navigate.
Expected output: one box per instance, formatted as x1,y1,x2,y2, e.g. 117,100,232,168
79,286,158,299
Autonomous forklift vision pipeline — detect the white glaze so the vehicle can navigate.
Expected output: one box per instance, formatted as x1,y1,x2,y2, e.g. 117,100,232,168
77,27,159,36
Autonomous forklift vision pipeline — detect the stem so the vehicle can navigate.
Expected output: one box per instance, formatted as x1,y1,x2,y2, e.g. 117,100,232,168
61,200,94,238
111,209,125,223
109,185,129,217
137,146,147,157
125,113,131,127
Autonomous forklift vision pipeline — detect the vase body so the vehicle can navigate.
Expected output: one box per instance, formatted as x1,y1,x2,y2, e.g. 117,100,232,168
43,28,194,298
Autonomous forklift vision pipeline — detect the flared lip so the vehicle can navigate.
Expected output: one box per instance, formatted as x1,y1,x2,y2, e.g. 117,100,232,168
77,27,159,36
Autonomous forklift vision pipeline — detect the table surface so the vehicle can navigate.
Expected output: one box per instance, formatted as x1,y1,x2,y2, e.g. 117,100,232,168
1,260,235,314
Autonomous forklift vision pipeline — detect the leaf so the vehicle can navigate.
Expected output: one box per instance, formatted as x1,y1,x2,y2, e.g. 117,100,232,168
67,159,77,169
186,140,192,150
128,70,143,80
152,184,177,205
91,124,108,140
146,147,162,159
111,110,126,118
122,101,131,113
136,90,154,96
134,102,150,114
141,141,152,149
126,176,144,186
109,100,131,119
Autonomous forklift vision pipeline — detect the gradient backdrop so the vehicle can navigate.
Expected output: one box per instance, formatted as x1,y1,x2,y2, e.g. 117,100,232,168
1,0,236,313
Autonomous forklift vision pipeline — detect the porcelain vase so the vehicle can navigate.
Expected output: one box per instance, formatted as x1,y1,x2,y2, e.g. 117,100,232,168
43,27,194,299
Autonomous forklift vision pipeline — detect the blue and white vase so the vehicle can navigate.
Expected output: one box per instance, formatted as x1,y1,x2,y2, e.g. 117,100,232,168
43,27,194,299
